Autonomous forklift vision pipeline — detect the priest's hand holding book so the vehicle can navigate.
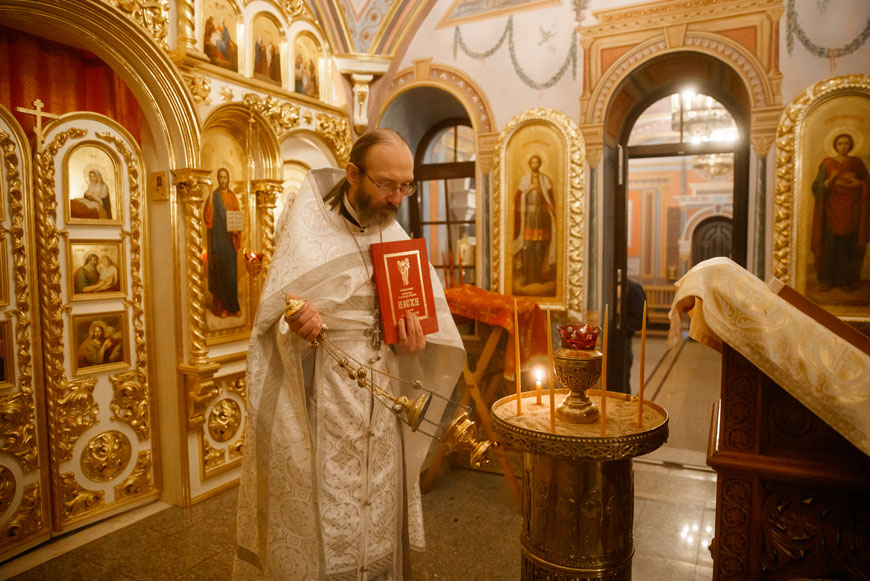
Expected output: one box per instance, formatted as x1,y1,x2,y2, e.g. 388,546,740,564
395,311,425,357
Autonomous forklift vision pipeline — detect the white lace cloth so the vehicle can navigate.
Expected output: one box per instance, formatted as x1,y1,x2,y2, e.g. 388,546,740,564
668,257,870,455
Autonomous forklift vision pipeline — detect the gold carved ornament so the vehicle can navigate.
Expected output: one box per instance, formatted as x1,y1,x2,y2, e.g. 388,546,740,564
772,74,870,283
173,170,222,430
316,113,352,165
34,128,101,464
184,73,212,105
102,0,169,50
243,94,300,134
201,436,225,473
0,466,14,514
80,430,132,483
283,0,310,18
109,370,150,440
492,108,585,314
200,373,246,478
60,471,104,522
1,127,36,405
115,449,153,500
226,375,246,399
0,482,42,542
254,183,281,272
207,398,243,442
0,125,39,475
0,392,39,472
174,171,213,366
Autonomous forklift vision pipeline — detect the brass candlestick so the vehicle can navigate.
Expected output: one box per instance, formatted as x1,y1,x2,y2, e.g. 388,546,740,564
554,323,601,424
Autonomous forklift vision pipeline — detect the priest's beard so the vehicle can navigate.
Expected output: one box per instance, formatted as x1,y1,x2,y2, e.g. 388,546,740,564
356,189,398,228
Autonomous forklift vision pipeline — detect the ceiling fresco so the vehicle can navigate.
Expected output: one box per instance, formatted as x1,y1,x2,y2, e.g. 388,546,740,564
308,0,436,56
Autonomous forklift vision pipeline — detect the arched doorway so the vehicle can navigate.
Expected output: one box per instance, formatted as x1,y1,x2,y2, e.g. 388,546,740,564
602,51,751,394
692,216,733,266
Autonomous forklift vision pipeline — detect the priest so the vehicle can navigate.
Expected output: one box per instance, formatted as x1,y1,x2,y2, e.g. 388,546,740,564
234,129,466,579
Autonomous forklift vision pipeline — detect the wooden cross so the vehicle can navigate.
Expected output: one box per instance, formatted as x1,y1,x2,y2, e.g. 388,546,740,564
16,99,59,151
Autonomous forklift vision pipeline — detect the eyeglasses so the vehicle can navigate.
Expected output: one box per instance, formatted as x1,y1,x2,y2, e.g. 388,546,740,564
358,167,417,197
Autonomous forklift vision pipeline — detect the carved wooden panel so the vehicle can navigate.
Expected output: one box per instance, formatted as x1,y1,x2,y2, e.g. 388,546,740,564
0,106,50,561
37,113,157,531
710,344,870,580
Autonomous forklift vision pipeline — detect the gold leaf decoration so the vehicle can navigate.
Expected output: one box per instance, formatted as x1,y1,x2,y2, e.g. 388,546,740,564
1,127,36,409
207,398,242,443
492,108,585,313
282,0,311,18
60,472,104,523
772,74,870,284
184,73,212,105
228,430,245,461
0,392,39,472
225,374,246,400
255,184,281,274
174,170,213,366
201,435,226,472
80,430,132,483
242,93,300,134
109,370,151,441
0,481,42,542
315,113,351,165
115,449,154,500
103,0,169,50
53,377,100,463
0,466,14,515
34,128,90,466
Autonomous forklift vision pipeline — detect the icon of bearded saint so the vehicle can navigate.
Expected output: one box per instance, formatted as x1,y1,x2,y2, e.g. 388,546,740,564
397,258,411,286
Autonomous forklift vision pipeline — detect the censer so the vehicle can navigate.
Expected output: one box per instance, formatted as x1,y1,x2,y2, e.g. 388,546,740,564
309,324,497,466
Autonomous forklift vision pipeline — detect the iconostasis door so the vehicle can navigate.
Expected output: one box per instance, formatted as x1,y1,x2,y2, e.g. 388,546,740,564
0,106,158,560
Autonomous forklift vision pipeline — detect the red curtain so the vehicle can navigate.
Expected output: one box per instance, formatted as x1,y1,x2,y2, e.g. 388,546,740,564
0,26,141,144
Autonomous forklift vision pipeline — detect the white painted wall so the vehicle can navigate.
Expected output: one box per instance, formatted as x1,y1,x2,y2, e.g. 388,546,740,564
398,1,583,131
397,0,870,135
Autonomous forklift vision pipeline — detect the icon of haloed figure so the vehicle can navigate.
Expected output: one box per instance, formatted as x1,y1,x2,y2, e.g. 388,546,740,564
205,167,242,317
71,169,112,220
512,154,556,293
78,320,123,368
811,132,870,293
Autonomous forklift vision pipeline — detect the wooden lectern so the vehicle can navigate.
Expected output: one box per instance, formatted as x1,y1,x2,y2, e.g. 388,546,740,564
707,281,870,579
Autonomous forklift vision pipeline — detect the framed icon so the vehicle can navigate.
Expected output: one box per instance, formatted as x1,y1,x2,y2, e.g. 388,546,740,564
64,142,122,225
71,311,130,376
67,240,125,301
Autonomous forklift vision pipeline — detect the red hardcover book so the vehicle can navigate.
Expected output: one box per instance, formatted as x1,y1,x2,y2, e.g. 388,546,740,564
370,238,439,344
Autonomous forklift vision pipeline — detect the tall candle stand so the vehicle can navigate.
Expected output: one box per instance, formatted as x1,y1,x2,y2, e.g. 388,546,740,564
491,320,669,580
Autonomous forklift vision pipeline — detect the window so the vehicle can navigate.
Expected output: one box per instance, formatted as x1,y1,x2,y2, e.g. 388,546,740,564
407,121,476,288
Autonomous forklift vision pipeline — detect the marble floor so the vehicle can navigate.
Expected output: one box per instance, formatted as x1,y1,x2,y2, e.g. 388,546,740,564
2,335,721,580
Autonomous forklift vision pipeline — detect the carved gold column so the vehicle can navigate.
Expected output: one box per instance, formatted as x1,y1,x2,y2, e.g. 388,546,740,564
173,169,221,431
173,0,208,62
252,179,281,270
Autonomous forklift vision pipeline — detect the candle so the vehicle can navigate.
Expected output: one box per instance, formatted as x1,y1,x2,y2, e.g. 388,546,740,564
448,250,456,288
441,251,449,288
600,304,608,436
637,300,648,428
457,248,463,285
535,368,543,405
513,298,522,416
546,308,556,433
